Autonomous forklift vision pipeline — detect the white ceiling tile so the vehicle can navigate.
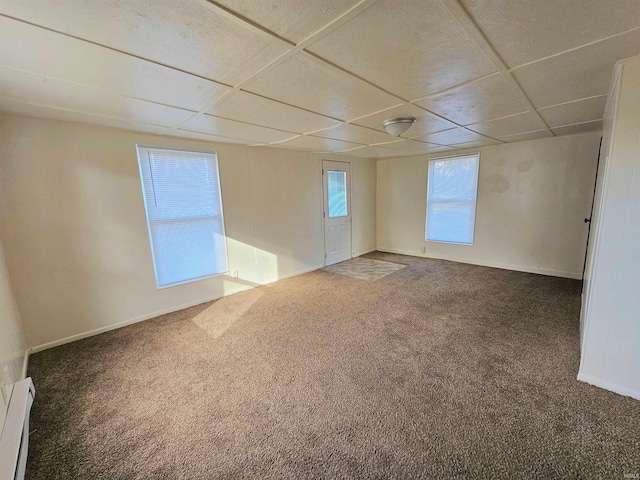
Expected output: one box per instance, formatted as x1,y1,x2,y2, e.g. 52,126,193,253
307,0,497,100
425,145,457,153
461,0,640,67
512,29,640,108
0,68,193,127
389,140,448,155
416,74,528,125
537,96,607,128
412,128,487,145
468,112,547,138
208,91,339,134
275,135,362,152
209,0,361,43
0,17,229,112
551,120,603,136
180,114,295,143
0,97,174,135
352,104,456,136
243,53,400,120
312,123,395,144
345,145,407,158
498,130,553,143
448,138,503,149
0,0,289,84
0,96,255,146
174,129,251,145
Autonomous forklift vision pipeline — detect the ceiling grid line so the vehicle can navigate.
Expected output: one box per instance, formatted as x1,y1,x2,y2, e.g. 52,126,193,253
0,14,233,87
440,0,555,137
174,0,383,130
0,1,626,157
508,25,640,72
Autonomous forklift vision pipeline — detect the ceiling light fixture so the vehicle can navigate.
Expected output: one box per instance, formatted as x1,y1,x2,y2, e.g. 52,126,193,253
382,117,416,137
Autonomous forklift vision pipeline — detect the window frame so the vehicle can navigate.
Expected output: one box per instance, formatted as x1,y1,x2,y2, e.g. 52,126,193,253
425,152,480,246
136,145,229,289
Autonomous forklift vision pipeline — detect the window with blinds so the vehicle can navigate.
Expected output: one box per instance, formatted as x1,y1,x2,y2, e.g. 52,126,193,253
136,146,228,288
425,153,480,245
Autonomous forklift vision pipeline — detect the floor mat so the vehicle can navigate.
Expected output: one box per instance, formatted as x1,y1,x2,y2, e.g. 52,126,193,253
323,256,406,280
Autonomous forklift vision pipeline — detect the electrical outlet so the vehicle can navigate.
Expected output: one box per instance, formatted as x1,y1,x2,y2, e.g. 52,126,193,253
421,246,426,254
231,270,238,278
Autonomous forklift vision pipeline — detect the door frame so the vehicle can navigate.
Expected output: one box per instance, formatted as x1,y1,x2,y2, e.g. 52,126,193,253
321,159,353,267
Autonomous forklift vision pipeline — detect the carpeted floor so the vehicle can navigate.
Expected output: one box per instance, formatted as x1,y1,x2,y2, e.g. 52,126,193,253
26,253,640,479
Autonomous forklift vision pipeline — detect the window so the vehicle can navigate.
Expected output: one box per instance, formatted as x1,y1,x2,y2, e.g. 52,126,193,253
425,153,480,245
137,146,228,288
327,170,348,217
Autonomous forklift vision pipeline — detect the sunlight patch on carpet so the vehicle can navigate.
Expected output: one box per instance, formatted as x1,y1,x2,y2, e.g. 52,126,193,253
192,288,265,338
323,257,406,281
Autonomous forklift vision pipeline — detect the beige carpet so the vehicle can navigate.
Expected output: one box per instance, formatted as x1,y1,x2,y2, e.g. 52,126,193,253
26,253,640,479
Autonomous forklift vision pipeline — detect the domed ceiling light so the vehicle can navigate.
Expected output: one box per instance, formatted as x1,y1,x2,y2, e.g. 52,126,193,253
382,117,417,137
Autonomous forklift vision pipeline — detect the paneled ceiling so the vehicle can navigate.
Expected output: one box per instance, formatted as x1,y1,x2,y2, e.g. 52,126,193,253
0,0,638,158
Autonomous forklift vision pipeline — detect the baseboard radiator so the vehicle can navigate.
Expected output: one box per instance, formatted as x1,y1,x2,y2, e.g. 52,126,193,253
0,378,35,480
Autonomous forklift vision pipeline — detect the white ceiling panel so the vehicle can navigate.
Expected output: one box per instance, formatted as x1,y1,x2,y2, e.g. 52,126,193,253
0,1,634,151
180,114,295,143
512,29,640,108
537,96,607,128
416,74,528,125
243,53,400,120
390,140,449,155
353,104,456,136
307,0,498,100
208,91,339,134
468,112,547,138
0,68,193,127
498,130,553,143
209,0,360,43
345,145,408,158
174,129,251,145
448,138,503,149
551,120,604,136
0,0,289,84
461,0,640,67
274,135,362,152
312,123,396,145
0,97,173,136
412,128,487,145
0,17,229,112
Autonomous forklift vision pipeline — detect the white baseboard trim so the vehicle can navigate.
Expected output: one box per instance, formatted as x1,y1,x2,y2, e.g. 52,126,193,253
27,294,232,354
352,248,377,257
376,247,582,280
29,264,323,354
577,372,640,400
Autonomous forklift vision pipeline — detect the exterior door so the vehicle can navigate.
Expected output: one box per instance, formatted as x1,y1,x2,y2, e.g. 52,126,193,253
323,160,351,266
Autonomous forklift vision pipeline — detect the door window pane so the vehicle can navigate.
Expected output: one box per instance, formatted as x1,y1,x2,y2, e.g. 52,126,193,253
327,170,347,217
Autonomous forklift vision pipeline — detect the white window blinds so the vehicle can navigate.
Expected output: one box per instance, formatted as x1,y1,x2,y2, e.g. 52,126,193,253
327,170,348,218
137,146,228,288
426,153,480,245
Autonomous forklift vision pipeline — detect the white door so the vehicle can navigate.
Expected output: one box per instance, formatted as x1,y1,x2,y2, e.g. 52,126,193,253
323,160,352,266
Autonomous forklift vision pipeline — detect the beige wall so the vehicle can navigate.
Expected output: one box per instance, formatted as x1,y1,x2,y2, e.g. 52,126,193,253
377,132,601,278
0,114,376,350
579,57,640,400
351,157,377,256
